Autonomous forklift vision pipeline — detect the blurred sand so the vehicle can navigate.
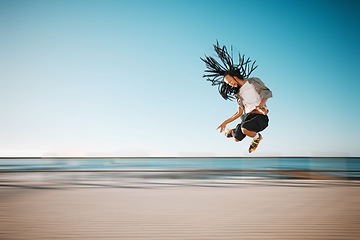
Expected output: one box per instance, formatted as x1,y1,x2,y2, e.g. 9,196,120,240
0,177,360,239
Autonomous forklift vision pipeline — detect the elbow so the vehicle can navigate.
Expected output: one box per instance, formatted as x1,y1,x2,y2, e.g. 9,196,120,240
260,91,273,99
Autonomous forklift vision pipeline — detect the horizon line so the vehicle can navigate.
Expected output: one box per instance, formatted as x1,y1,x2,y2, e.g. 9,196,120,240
0,156,358,159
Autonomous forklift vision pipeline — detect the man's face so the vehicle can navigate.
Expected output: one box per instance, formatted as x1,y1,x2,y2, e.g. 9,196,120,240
224,75,238,87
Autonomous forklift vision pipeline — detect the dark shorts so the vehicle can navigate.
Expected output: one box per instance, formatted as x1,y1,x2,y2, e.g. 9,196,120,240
233,113,269,141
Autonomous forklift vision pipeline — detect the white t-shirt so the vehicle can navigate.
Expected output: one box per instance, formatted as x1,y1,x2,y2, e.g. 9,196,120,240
239,81,262,113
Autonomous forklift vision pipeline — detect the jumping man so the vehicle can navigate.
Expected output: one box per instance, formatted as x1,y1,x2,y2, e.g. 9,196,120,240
201,41,273,153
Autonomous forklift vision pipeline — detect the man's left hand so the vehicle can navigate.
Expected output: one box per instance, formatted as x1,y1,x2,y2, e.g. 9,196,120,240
255,106,267,115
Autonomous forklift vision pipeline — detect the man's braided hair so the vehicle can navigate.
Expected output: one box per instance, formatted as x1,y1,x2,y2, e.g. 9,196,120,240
201,41,258,100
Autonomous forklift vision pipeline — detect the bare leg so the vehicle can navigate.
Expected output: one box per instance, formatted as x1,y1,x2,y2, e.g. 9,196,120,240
241,127,257,138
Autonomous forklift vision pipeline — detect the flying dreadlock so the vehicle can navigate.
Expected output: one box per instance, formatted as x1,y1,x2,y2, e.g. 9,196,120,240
201,41,258,100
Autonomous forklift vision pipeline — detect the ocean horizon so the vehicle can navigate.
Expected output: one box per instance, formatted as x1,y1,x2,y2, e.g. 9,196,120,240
1,157,359,180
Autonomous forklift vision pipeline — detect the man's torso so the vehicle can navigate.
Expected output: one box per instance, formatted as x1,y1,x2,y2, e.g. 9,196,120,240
238,81,262,113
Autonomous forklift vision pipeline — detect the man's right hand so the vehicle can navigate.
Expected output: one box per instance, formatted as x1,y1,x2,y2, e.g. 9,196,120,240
216,122,227,133
217,108,242,133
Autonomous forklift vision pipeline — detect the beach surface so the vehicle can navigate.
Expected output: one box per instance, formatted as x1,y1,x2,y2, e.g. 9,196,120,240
0,175,359,239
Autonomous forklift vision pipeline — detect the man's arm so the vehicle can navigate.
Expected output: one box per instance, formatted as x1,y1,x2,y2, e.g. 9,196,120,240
255,98,268,114
216,107,243,133
258,98,268,108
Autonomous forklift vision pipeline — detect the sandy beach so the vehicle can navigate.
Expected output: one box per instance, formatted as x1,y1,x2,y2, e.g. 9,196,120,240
0,175,360,240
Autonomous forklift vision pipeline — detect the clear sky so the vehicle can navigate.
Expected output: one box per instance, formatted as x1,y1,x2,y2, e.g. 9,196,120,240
0,0,359,157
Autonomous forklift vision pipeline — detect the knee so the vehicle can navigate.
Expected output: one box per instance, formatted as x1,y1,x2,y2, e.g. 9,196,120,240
233,125,246,142
242,127,256,138
241,127,249,135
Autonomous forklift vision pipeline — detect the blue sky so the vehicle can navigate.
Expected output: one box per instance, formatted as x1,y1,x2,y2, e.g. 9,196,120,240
0,0,359,157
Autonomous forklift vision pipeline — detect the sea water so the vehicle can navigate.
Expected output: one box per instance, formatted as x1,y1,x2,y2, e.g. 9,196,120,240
0,157,359,179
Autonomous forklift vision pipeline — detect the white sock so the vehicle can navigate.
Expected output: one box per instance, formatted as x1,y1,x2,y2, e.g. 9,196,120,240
253,133,260,139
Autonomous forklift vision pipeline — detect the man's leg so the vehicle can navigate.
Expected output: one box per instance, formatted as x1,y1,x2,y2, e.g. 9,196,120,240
225,124,246,142
241,128,257,138
241,114,269,153
241,114,268,137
